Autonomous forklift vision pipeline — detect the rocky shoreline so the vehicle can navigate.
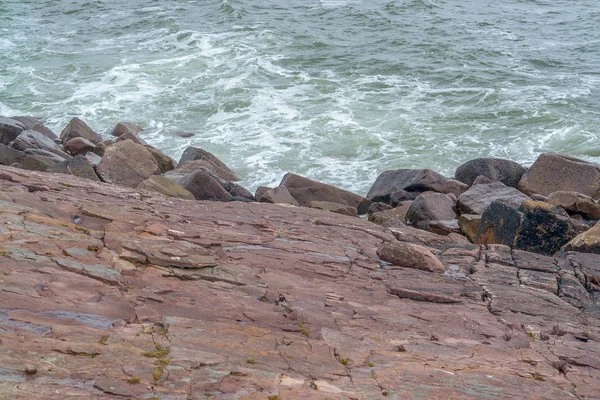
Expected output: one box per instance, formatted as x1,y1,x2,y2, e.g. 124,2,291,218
0,115,599,399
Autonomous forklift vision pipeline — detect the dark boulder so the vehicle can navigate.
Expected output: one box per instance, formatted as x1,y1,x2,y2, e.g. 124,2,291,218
116,131,147,145
280,173,371,214
64,137,96,156
47,155,100,181
518,153,600,199
112,122,143,138
458,214,482,243
144,145,176,174
59,117,102,145
24,148,71,161
390,190,419,206
0,144,24,166
11,116,57,139
179,147,239,182
457,181,530,215
368,202,393,214
11,129,70,159
178,169,232,202
478,199,584,256
455,158,527,188
406,193,457,230
96,140,160,187
22,155,62,172
367,169,468,203
254,186,272,201
94,142,108,157
428,219,461,236
167,160,235,182
258,187,299,206
369,201,413,228
0,116,25,145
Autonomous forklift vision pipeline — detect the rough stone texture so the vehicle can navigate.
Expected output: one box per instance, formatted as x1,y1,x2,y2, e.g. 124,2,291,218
47,155,100,182
0,144,24,166
21,155,63,172
308,201,358,217
136,175,195,200
563,221,600,255
519,153,600,199
116,130,147,146
59,117,103,145
459,214,482,243
96,140,160,187
167,160,237,182
84,152,102,167
254,186,272,201
143,145,176,174
377,241,445,273
547,191,600,220
11,130,70,160
0,116,25,145
367,169,468,203
455,157,527,188
390,189,419,206
0,166,599,400
63,137,96,156
406,193,456,230
428,219,461,236
258,186,299,206
177,169,233,201
367,202,392,214
94,142,108,157
479,200,583,255
10,116,57,139
280,173,371,214
179,147,239,182
111,122,143,138
457,181,531,215
368,201,413,227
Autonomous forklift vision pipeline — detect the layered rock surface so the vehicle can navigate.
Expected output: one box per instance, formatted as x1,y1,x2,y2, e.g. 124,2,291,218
0,166,598,399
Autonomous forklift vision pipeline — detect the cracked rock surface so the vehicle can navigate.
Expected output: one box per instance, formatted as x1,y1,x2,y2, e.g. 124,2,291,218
0,166,599,399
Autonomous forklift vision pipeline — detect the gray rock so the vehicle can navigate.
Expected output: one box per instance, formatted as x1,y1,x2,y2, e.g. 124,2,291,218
11,116,57,139
0,144,24,166
254,186,272,201
369,201,413,228
0,116,25,145
179,147,239,181
23,148,71,161
47,155,100,181
406,193,457,230
455,158,527,188
457,181,530,215
259,187,299,206
178,169,232,202
22,155,61,172
60,117,102,144
12,130,70,159
116,131,147,145
96,140,160,187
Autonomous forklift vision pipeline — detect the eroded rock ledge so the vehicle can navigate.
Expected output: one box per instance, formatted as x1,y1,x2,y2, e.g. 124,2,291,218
0,166,599,399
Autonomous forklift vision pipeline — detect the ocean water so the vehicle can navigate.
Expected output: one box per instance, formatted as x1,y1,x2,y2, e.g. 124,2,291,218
1,0,598,194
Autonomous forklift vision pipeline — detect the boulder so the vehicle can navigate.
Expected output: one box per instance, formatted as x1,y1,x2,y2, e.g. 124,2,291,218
179,147,239,181
368,201,413,228
137,176,195,200
367,169,468,203
406,193,457,230
63,137,96,156
11,130,70,160
254,186,272,201
84,152,102,166
168,160,237,182
547,191,600,220
59,117,102,144
112,122,143,138
377,242,445,273
0,116,25,145
116,131,147,145
21,155,62,172
472,175,494,185
390,190,419,206
47,155,100,181
457,181,530,215
178,170,232,202
478,200,583,256
280,173,371,214
258,187,299,206
308,201,358,217
518,153,600,199
428,219,461,236
144,145,176,174
218,180,255,201
458,214,482,243
96,140,160,187
0,144,24,165
23,148,71,161
368,202,392,214
94,142,108,157
11,116,57,139
455,158,527,188
562,221,600,254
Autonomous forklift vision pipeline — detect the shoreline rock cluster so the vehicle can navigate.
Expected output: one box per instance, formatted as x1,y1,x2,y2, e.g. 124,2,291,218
2,115,600,259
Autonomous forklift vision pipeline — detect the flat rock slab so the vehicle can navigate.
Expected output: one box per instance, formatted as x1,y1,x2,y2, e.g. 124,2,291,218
0,166,598,399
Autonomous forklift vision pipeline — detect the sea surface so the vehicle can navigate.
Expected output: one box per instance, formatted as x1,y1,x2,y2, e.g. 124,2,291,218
1,0,599,194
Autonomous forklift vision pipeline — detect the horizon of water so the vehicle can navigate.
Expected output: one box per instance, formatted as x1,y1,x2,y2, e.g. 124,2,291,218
1,0,599,195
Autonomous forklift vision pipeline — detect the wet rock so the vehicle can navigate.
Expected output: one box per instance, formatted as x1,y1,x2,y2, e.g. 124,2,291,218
368,201,413,227
63,137,96,156
308,201,358,217
547,191,600,220
60,117,103,144
178,146,239,181
111,122,143,137
280,172,371,214
406,193,456,230
137,175,195,200
457,181,530,215
458,214,481,243
478,199,582,255
518,153,600,198
143,145,176,173
258,186,299,205
12,130,70,159
178,169,232,201
254,186,272,201
47,155,100,181
377,241,445,273
367,169,468,203
96,140,160,187
0,116,25,145
455,157,527,188
0,144,24,166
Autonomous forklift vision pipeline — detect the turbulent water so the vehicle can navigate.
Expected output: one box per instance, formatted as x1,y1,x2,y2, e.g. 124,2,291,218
1,0,599,194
